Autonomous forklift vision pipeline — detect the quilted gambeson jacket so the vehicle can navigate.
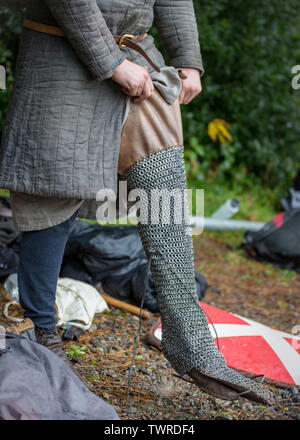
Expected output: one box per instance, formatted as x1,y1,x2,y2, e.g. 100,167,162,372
0,0,203,199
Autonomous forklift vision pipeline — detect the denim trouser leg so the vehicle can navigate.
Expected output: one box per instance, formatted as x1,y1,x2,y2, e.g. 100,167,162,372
17,210,79,330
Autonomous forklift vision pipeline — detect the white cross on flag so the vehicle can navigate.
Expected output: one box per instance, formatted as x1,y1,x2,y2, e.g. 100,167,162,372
152,302,300,386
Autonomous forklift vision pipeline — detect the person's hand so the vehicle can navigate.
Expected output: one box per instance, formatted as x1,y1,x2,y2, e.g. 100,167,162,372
177,67,202,105
111,59,154,103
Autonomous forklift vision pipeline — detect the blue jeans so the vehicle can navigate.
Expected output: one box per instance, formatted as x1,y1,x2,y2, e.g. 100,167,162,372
17,210,79,330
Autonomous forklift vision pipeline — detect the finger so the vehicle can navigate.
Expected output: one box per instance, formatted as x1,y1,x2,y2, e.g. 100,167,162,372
135,76,149,98
132,83,146,103
125,75,146,97
187,88,201,103
183,91,193,105
132,94,145,104
123,86,137,97
182,87,196,105
183,95,192,105
122,87,131,96
144,78,154,98
132,84,149,103
179,89,185,105
133,78,153,103
135,67,149,96
136,80,146,98
125,83,143,97
147,78,155,95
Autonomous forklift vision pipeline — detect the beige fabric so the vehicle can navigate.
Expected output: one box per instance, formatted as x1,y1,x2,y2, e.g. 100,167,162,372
118,87,183,174
10,87,183,231
10,192,83,231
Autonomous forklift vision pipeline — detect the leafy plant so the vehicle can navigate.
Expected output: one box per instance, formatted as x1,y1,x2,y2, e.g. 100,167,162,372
66,344,87,359
184,0,300,191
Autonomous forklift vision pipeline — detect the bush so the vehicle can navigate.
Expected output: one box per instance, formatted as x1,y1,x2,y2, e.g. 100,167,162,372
183,0,300,190
0,7,24,131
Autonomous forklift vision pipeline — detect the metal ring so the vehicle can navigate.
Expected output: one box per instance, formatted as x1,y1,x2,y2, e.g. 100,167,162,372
118,33,135,47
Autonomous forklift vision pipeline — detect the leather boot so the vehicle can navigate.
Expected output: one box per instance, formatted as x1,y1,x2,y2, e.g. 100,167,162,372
35,326,83,381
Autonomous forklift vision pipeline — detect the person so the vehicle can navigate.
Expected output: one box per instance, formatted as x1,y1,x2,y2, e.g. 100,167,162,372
0,0,273,405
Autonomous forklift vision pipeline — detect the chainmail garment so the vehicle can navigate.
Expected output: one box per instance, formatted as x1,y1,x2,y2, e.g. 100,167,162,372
122,146,274,404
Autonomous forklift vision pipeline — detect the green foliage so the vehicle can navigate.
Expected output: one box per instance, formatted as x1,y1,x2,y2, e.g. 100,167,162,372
0,2,299,191
0,7,24,130
201,177,279,220
0,1,26,9
66,344,87,359
184,0,300,190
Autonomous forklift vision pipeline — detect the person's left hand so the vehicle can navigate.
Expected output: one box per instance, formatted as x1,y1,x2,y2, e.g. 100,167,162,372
177,68,202,105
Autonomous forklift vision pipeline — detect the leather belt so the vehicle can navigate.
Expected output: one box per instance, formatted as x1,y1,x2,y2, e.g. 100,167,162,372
23,18,160,73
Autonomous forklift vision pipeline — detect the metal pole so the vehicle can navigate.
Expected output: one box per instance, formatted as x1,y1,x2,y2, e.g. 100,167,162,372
190,216,265,232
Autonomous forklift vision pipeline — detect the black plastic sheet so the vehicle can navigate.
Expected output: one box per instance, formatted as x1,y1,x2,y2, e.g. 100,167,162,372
61,221,207,313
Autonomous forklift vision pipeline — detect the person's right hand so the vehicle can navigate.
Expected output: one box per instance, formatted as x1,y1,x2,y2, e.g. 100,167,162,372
111,59,154,103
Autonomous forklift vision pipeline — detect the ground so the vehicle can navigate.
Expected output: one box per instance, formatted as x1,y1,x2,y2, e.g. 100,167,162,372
1,229,299,420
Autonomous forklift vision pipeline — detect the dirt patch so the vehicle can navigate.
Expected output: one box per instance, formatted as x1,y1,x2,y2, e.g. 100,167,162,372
194,232,300,333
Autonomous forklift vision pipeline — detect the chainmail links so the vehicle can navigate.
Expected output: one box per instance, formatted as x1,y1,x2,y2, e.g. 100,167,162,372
123,146,274,404
123,146,226,374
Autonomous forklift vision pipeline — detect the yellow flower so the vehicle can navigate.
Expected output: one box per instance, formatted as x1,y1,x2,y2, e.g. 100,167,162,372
208,119,233,144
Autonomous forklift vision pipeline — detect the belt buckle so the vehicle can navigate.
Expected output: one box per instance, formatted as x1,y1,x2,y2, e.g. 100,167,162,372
118,33,135,47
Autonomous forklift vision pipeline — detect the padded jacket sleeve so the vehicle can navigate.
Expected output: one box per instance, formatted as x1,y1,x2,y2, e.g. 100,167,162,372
153,0,204,75
44,0,126,81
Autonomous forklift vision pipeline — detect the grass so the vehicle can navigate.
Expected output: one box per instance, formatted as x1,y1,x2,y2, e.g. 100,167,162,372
188,177,280,221
188,177,281,248
279,269,297,284
66,344,88,358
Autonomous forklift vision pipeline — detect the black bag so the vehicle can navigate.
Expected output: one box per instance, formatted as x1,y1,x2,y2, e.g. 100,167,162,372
0,196,19,247
243,209,300,272
281,168,300,211
0,197,20,281
61,221,207,313
0,245,19,282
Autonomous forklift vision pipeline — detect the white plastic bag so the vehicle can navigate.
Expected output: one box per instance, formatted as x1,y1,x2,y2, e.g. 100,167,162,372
56,278,108,330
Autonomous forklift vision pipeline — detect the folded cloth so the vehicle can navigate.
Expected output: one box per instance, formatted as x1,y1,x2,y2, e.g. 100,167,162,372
0,332,119,420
